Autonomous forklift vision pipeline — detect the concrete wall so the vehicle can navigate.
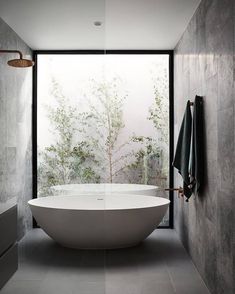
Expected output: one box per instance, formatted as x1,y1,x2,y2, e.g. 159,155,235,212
174,0,235,293
0,17,32,239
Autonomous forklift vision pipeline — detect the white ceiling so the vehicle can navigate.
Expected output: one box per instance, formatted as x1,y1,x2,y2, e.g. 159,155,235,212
0,0,201,50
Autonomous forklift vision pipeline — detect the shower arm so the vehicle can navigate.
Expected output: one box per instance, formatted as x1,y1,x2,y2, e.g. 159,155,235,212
0,50,23,59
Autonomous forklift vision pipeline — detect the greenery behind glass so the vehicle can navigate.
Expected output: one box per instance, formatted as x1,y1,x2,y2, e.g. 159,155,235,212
37,55,169,200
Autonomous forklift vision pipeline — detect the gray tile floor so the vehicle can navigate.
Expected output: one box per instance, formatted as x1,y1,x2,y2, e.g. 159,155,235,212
1,229,210,294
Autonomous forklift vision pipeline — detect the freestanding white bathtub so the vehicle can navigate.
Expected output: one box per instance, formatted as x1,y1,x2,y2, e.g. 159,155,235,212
51,183,158,196
28,195,170,249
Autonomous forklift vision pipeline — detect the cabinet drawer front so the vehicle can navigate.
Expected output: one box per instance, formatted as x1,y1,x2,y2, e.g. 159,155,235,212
0,205,17,256
0,243,18,289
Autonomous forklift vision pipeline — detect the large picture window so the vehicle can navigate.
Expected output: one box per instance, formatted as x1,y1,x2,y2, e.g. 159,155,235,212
34,51,173,227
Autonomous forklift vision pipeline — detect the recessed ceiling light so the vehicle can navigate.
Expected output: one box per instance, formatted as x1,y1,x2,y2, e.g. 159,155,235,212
94,21,102,26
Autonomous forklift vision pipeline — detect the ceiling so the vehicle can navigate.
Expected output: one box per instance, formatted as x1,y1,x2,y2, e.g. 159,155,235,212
0,0,201,50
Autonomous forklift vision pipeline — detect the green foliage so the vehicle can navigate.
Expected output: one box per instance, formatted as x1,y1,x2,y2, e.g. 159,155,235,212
125,136,161,185
147,66,169,187
148,67,169,146
38,64,170,193
38,79,100,196
80,78,132,183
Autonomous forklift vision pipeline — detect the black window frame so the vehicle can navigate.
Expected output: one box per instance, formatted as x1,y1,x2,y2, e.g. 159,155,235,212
32,50,174,228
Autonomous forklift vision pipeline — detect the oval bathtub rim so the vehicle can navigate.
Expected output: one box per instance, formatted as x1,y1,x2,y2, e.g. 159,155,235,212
51,183,159,194
28,195,170,212
51,183,159,190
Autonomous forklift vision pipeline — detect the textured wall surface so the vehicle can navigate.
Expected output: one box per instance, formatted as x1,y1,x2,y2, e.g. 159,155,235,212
0,17,32,239
174,0,235,293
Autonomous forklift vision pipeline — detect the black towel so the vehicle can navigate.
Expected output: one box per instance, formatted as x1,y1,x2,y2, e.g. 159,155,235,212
189,95,204,194
173,101,192,200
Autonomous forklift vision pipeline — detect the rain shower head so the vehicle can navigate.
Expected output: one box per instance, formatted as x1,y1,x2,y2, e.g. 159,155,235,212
7,58,34,68
0,50,34,68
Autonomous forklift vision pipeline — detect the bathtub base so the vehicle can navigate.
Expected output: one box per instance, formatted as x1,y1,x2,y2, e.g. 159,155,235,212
58,241,140,250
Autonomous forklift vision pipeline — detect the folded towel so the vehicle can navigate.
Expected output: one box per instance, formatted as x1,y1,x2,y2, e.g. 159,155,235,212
173,101,192,200
189,95,204,194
